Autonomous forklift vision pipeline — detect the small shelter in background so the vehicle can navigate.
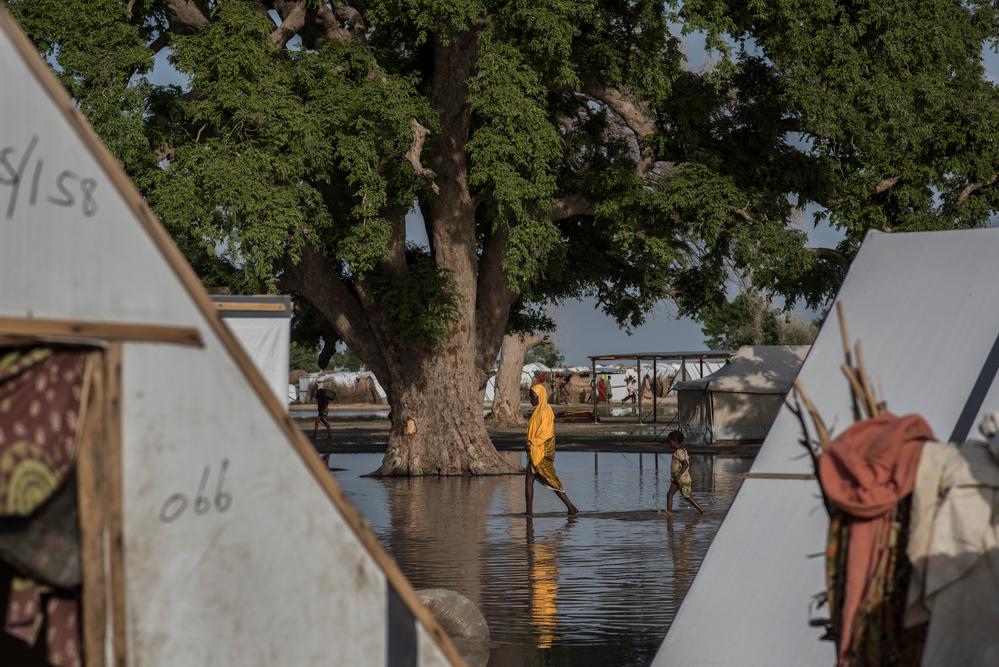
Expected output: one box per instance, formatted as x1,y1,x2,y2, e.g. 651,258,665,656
674,345,809,443
587,351,732,422
482,362,549,402
0,11,462,666
211,295,292,408
655,227,999,666
299,370,388,405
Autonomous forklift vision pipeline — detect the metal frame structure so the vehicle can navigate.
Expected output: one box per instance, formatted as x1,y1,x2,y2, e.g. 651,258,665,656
587,351,734,423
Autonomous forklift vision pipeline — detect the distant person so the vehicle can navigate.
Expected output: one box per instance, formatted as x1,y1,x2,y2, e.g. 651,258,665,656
666,431,705,515
622,375,637,404
641,373,653,399
313,383,334,440
597,375,607,403
526,383,578,516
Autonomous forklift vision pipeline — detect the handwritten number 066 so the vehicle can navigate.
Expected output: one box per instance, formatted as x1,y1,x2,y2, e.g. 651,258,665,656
160,459,232,523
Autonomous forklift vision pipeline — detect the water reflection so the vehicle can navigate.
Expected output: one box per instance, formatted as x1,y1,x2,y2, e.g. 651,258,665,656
333,452,751,666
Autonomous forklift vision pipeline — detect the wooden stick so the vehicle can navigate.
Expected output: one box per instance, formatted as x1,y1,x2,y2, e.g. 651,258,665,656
788,393,833,515
835,301,862,422
0,317,203,348
105,344,128,667
794,380,830,449
77,354,107,667
840,363,871,420
854,342,880,417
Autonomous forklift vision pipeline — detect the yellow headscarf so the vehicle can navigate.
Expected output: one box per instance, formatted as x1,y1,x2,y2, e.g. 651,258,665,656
527,383,554,467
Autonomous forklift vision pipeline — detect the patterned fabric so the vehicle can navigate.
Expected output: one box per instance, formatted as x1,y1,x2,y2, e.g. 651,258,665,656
531,437,565,493
0,347,90,517
0,346,91,667
675,481,693,499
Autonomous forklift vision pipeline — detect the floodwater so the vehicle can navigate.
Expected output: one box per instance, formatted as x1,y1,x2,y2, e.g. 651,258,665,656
333,452,752,667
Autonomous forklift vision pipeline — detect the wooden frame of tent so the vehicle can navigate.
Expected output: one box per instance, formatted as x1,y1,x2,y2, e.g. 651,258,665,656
587,351,733,423
0,9,466,666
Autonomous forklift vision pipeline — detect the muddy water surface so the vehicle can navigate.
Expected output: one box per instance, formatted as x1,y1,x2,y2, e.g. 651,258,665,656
333,452,751,667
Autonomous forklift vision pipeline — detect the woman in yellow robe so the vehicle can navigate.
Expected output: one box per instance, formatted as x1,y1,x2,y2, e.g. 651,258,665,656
525,383,578,515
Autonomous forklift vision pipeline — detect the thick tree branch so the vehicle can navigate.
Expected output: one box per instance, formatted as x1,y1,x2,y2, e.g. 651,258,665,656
279,248,389,379
149,32,171,54
270,1,307,48
582,83,657,175
475,224,518,375
824,175,902,208
382,208,409,277
164,0,209,33
406,119,440,195
550,194,595,220
957,174,998,204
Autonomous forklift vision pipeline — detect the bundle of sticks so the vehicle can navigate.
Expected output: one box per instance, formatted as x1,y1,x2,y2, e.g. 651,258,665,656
789,301,885,502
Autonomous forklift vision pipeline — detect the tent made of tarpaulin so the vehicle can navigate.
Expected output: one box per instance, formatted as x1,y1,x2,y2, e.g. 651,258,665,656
300,370,388,404
211,295,292,408
674,345,809,442
654,227,999,667
482,362,550,402
0,11,463,667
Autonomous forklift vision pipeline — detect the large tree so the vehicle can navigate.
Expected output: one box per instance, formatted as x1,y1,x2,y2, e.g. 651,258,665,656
9,0,998,474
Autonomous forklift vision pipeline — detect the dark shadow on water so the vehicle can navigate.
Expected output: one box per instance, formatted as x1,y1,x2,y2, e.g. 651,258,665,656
332,451,752,666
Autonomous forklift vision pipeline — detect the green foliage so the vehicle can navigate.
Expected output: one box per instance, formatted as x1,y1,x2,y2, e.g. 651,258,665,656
526,343,565,368
6,0,153,180
290,341,321,372
701,290,818,349
369,252,463,349
331,347,367,372
290,341,365,372
11,0,998,369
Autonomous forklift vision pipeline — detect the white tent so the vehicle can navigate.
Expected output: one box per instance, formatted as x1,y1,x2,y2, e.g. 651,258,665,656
674,345,809,442
0,10,462,667
655,227,999,666
300,370,388,404
212,295,292,408
482,362,549,402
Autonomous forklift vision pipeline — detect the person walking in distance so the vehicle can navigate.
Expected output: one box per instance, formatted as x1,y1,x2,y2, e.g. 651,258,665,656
667,430,705,515
313,383,334,439
525,383,578,516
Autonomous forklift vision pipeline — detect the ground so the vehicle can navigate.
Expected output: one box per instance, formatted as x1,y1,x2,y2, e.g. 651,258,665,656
294,403,762,457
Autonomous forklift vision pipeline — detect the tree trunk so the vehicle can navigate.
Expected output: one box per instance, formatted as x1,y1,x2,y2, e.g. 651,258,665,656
489,334,541,427
374,350,518,476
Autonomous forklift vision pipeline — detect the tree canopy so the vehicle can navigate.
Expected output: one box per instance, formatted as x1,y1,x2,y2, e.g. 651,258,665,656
9,0,998,473
701,290,818,350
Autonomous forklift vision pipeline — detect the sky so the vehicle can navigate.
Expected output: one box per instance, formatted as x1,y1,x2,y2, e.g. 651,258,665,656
146,22,999,366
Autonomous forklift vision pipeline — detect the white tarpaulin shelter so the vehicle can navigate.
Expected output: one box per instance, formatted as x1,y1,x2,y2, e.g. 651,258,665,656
655,228,999,666
0,10,463,667
674,345,809,442
212,296,292,408
482,362,549,401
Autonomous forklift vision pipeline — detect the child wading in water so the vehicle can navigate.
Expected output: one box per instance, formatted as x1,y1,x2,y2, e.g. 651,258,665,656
526,383,578,515
667,430,705,515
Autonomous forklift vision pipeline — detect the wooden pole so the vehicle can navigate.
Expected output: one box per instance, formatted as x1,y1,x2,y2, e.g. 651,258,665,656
637,357,643,423
77,353,107,667
591,358,597,422
105,343,128,667
653,358,658,423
